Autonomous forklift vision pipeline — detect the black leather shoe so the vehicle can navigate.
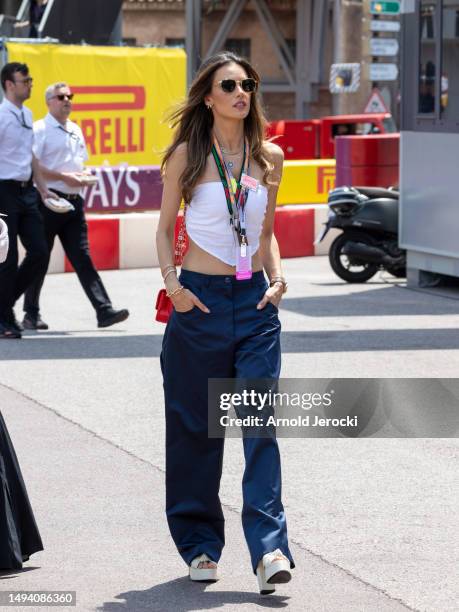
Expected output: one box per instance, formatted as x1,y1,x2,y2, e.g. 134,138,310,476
97,308,129,328
5,310,23,333
22,314,49,330
0,320,22,339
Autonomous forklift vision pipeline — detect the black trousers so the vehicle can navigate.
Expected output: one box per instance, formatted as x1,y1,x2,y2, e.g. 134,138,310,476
23,194,111,317
0,182,48,319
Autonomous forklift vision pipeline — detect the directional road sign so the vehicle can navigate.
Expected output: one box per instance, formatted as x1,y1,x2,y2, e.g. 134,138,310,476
371,20,401,32
370,38,399,56
370,63,399,81
370,1,401,15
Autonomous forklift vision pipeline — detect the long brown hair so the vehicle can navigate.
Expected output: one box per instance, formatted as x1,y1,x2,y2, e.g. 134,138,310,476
161,51,274,204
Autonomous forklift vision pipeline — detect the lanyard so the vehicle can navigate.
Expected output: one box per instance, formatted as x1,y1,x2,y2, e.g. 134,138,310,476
9,110,32,130
226,157,250,239
225,148,250,219
211,136,249,230
57,124,80,142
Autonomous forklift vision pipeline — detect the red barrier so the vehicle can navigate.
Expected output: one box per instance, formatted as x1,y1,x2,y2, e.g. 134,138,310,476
171,208,316,261
55,207,319,273
273,207,315,258
335,134,399,188
267,120,320,160
65,217,120,272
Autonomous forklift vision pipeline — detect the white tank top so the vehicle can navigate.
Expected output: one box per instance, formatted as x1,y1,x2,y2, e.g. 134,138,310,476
185,181,268,266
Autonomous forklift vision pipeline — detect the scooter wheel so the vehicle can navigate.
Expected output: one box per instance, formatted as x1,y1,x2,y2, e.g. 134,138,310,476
329,232,379,283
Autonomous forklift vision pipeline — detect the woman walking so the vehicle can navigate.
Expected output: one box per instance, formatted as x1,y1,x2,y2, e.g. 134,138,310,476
156,51,294,594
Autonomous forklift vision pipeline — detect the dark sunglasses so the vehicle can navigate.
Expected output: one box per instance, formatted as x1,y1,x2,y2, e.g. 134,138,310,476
218,78,257,93
53,93,74,101
14,77,33,85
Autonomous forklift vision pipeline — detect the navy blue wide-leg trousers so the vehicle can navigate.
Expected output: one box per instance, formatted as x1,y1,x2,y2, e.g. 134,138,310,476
160,269,294,574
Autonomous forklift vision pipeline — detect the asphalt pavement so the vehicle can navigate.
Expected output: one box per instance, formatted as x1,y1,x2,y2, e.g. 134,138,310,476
0,256,458,612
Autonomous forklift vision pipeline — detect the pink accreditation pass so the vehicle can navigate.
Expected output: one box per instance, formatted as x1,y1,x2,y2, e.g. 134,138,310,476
240,174,259,192
236,242,252,280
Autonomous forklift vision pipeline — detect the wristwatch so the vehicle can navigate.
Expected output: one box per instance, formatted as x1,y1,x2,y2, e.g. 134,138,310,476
269,276,288,294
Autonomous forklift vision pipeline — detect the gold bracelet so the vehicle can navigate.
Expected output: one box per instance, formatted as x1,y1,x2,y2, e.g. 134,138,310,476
269,277,288,293
161,264,176,277
166,285,185,298
163,268,177,282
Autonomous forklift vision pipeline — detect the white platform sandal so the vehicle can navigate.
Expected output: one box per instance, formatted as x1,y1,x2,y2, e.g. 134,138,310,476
256,549,292,594
189,553,219,582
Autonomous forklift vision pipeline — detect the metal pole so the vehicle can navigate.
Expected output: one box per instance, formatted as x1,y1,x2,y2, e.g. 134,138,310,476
295,0,311,118
333,0,369,115
186,0,201,88
332,0,342,115
15,0,28,20
204,0,246,60
252,0,295,86
37,0,54,38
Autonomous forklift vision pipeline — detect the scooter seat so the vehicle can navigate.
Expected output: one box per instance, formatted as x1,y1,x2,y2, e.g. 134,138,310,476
353,186,399,200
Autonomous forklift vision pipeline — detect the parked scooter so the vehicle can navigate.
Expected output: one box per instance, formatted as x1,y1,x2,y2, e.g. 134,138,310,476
315,186,406,283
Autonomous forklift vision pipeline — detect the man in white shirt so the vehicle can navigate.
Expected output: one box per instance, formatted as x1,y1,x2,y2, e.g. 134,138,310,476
22,82,129,329
0,62,53,339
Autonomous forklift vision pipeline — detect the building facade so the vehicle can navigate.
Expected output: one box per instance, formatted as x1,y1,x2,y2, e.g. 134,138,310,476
122,0,334,120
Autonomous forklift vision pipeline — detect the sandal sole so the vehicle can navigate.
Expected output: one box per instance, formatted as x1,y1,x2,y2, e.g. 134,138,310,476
267,569,292,584
189,568,219,582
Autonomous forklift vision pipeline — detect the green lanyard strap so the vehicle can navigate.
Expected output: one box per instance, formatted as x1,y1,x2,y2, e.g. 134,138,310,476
211,138,247,223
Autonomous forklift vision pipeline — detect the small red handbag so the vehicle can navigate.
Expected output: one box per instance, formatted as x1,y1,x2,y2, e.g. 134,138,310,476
155,208,188,324
155,288,174,323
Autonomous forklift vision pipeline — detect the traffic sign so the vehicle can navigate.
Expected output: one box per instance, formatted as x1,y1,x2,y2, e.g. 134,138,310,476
371,20,401,32
370,63,399,81
370,38,399,56
329,63,361,93
364,88,389,113
370,1,400,15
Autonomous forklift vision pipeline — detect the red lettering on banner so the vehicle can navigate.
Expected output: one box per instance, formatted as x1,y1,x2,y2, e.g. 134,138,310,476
127,118,138,153
115,118,126,153
70,86,146,111
80,119,97,155
100,119,112,154
71,85,147,157
74,116,146,156
139,117,145,152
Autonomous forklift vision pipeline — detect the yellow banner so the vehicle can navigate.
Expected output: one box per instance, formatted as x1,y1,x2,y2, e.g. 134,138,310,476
7,42,186,166
278,159,336,205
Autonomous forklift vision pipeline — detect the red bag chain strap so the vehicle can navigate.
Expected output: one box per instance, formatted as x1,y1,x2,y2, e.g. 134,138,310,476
174,201,188,266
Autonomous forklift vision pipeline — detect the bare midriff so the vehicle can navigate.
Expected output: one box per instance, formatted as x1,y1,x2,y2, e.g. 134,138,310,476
182,236,263,275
